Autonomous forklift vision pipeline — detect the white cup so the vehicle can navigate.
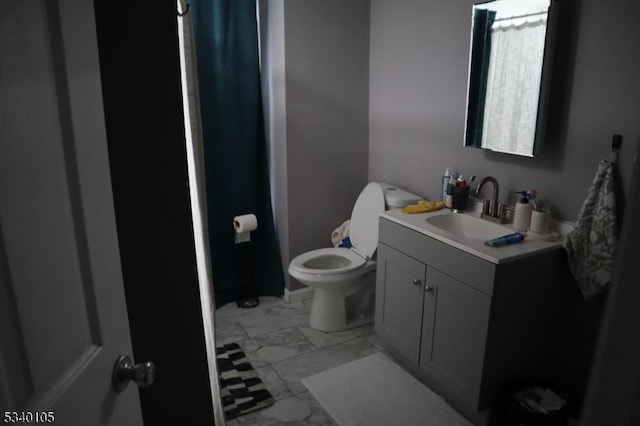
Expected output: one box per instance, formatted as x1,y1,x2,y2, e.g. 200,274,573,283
530,210,550,234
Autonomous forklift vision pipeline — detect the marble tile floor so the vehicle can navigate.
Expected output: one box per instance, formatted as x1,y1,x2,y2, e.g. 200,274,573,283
215,297,582,426
215,296,390,426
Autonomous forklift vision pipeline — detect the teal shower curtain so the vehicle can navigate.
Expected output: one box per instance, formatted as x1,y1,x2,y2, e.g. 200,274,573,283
191,0,284,307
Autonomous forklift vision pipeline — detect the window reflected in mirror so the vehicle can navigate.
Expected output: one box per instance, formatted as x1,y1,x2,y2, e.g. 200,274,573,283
464,0,555,157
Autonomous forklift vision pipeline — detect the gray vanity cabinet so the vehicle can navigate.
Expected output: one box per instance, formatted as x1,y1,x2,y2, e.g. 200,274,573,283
375,243,426,364
419,267,490,409
375,217,564,423
375,241,490,409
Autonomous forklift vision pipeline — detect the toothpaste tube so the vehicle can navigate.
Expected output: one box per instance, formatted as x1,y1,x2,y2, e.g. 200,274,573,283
484,232,526,247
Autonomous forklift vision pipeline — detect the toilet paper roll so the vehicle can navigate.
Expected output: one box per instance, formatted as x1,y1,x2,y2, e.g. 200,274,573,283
233,214,258,244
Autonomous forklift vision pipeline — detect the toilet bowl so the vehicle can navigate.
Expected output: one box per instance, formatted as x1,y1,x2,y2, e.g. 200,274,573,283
288,182,420,332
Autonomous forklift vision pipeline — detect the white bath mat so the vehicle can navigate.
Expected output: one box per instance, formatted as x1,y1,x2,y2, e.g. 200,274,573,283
302,352,472,426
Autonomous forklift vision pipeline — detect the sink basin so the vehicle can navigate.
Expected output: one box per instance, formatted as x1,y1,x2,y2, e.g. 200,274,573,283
426,213,513,240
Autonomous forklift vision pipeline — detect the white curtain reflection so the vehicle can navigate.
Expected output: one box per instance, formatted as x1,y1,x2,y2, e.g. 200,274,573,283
481,17,547,156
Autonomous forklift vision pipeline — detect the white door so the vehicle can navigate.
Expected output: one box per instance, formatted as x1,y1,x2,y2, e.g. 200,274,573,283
0,0,146,424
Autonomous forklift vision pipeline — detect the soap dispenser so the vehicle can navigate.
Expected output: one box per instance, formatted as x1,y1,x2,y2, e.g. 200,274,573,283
513,191,533,232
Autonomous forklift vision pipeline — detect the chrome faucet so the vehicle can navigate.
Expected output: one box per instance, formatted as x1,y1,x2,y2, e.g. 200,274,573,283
474,176,515,223
474,176,500,217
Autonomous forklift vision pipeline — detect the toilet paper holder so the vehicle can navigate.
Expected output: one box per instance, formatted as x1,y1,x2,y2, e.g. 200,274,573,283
233,214,258,244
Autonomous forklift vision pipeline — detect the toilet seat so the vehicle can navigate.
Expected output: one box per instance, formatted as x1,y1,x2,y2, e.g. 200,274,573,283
289,247,366,275
290,183,385,279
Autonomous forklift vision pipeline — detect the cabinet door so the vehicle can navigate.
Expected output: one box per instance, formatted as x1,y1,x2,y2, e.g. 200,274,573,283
375,243,426,363
420,267,490,408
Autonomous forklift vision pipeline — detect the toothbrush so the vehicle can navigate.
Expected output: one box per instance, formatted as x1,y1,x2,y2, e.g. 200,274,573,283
528,189,539,211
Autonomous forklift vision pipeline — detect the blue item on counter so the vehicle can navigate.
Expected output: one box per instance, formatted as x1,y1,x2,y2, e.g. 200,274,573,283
484,232,526,247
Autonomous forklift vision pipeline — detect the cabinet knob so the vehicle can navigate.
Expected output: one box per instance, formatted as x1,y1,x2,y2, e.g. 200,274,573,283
412,279,421,286
425,285,434,293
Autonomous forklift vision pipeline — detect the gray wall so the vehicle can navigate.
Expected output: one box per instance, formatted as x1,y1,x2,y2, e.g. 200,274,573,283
262,0,639,291
369,0,640,221
259,0,290,288
261,0,371,291
581,145,640,425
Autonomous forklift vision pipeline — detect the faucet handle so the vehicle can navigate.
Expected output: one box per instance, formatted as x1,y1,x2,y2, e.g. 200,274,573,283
497,203,514,221
481,199,492,215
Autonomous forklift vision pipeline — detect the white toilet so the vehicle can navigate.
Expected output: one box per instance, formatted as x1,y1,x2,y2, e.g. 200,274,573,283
288,182,420,332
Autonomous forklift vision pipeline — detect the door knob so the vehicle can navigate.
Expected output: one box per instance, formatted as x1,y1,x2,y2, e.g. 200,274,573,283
112,354,156,392
425,285,434,293
412,279,421,286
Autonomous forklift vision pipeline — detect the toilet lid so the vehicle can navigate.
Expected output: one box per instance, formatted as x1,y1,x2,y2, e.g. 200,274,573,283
349,182,385,258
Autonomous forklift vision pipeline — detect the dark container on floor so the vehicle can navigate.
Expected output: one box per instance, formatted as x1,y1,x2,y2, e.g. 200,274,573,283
490,383,574,426
232,241,259,308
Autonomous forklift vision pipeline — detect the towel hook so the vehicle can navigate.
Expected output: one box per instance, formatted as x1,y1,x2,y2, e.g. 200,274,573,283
611,134,622,164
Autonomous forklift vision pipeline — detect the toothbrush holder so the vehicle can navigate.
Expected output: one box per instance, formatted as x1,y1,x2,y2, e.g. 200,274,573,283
452,186,470,212
530,209,550,234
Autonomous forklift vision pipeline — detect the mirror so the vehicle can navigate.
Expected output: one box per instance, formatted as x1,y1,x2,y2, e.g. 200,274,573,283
464,0,556,157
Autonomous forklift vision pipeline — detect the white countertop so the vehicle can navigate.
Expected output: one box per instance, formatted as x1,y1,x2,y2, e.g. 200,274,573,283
380,208,564,264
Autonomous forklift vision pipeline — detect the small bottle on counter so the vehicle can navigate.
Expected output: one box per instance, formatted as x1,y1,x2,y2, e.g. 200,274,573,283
441,168,451,202
445,173,455,208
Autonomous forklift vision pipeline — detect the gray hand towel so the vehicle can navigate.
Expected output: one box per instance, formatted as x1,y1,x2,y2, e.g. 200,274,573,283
563,160,618,300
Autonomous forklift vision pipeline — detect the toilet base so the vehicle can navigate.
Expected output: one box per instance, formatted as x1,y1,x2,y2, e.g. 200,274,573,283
308,271,375,332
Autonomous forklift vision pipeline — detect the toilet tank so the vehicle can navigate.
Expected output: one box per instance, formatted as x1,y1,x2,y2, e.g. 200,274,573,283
380,183,421,209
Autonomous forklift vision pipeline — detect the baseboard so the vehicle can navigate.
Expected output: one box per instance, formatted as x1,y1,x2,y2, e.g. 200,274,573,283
284,286,314,303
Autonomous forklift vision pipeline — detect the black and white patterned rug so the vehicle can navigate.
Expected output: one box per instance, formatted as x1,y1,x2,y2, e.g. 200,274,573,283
216,342,275,419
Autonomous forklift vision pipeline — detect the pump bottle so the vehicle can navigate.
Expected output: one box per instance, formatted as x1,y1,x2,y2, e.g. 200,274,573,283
513,191,533,232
